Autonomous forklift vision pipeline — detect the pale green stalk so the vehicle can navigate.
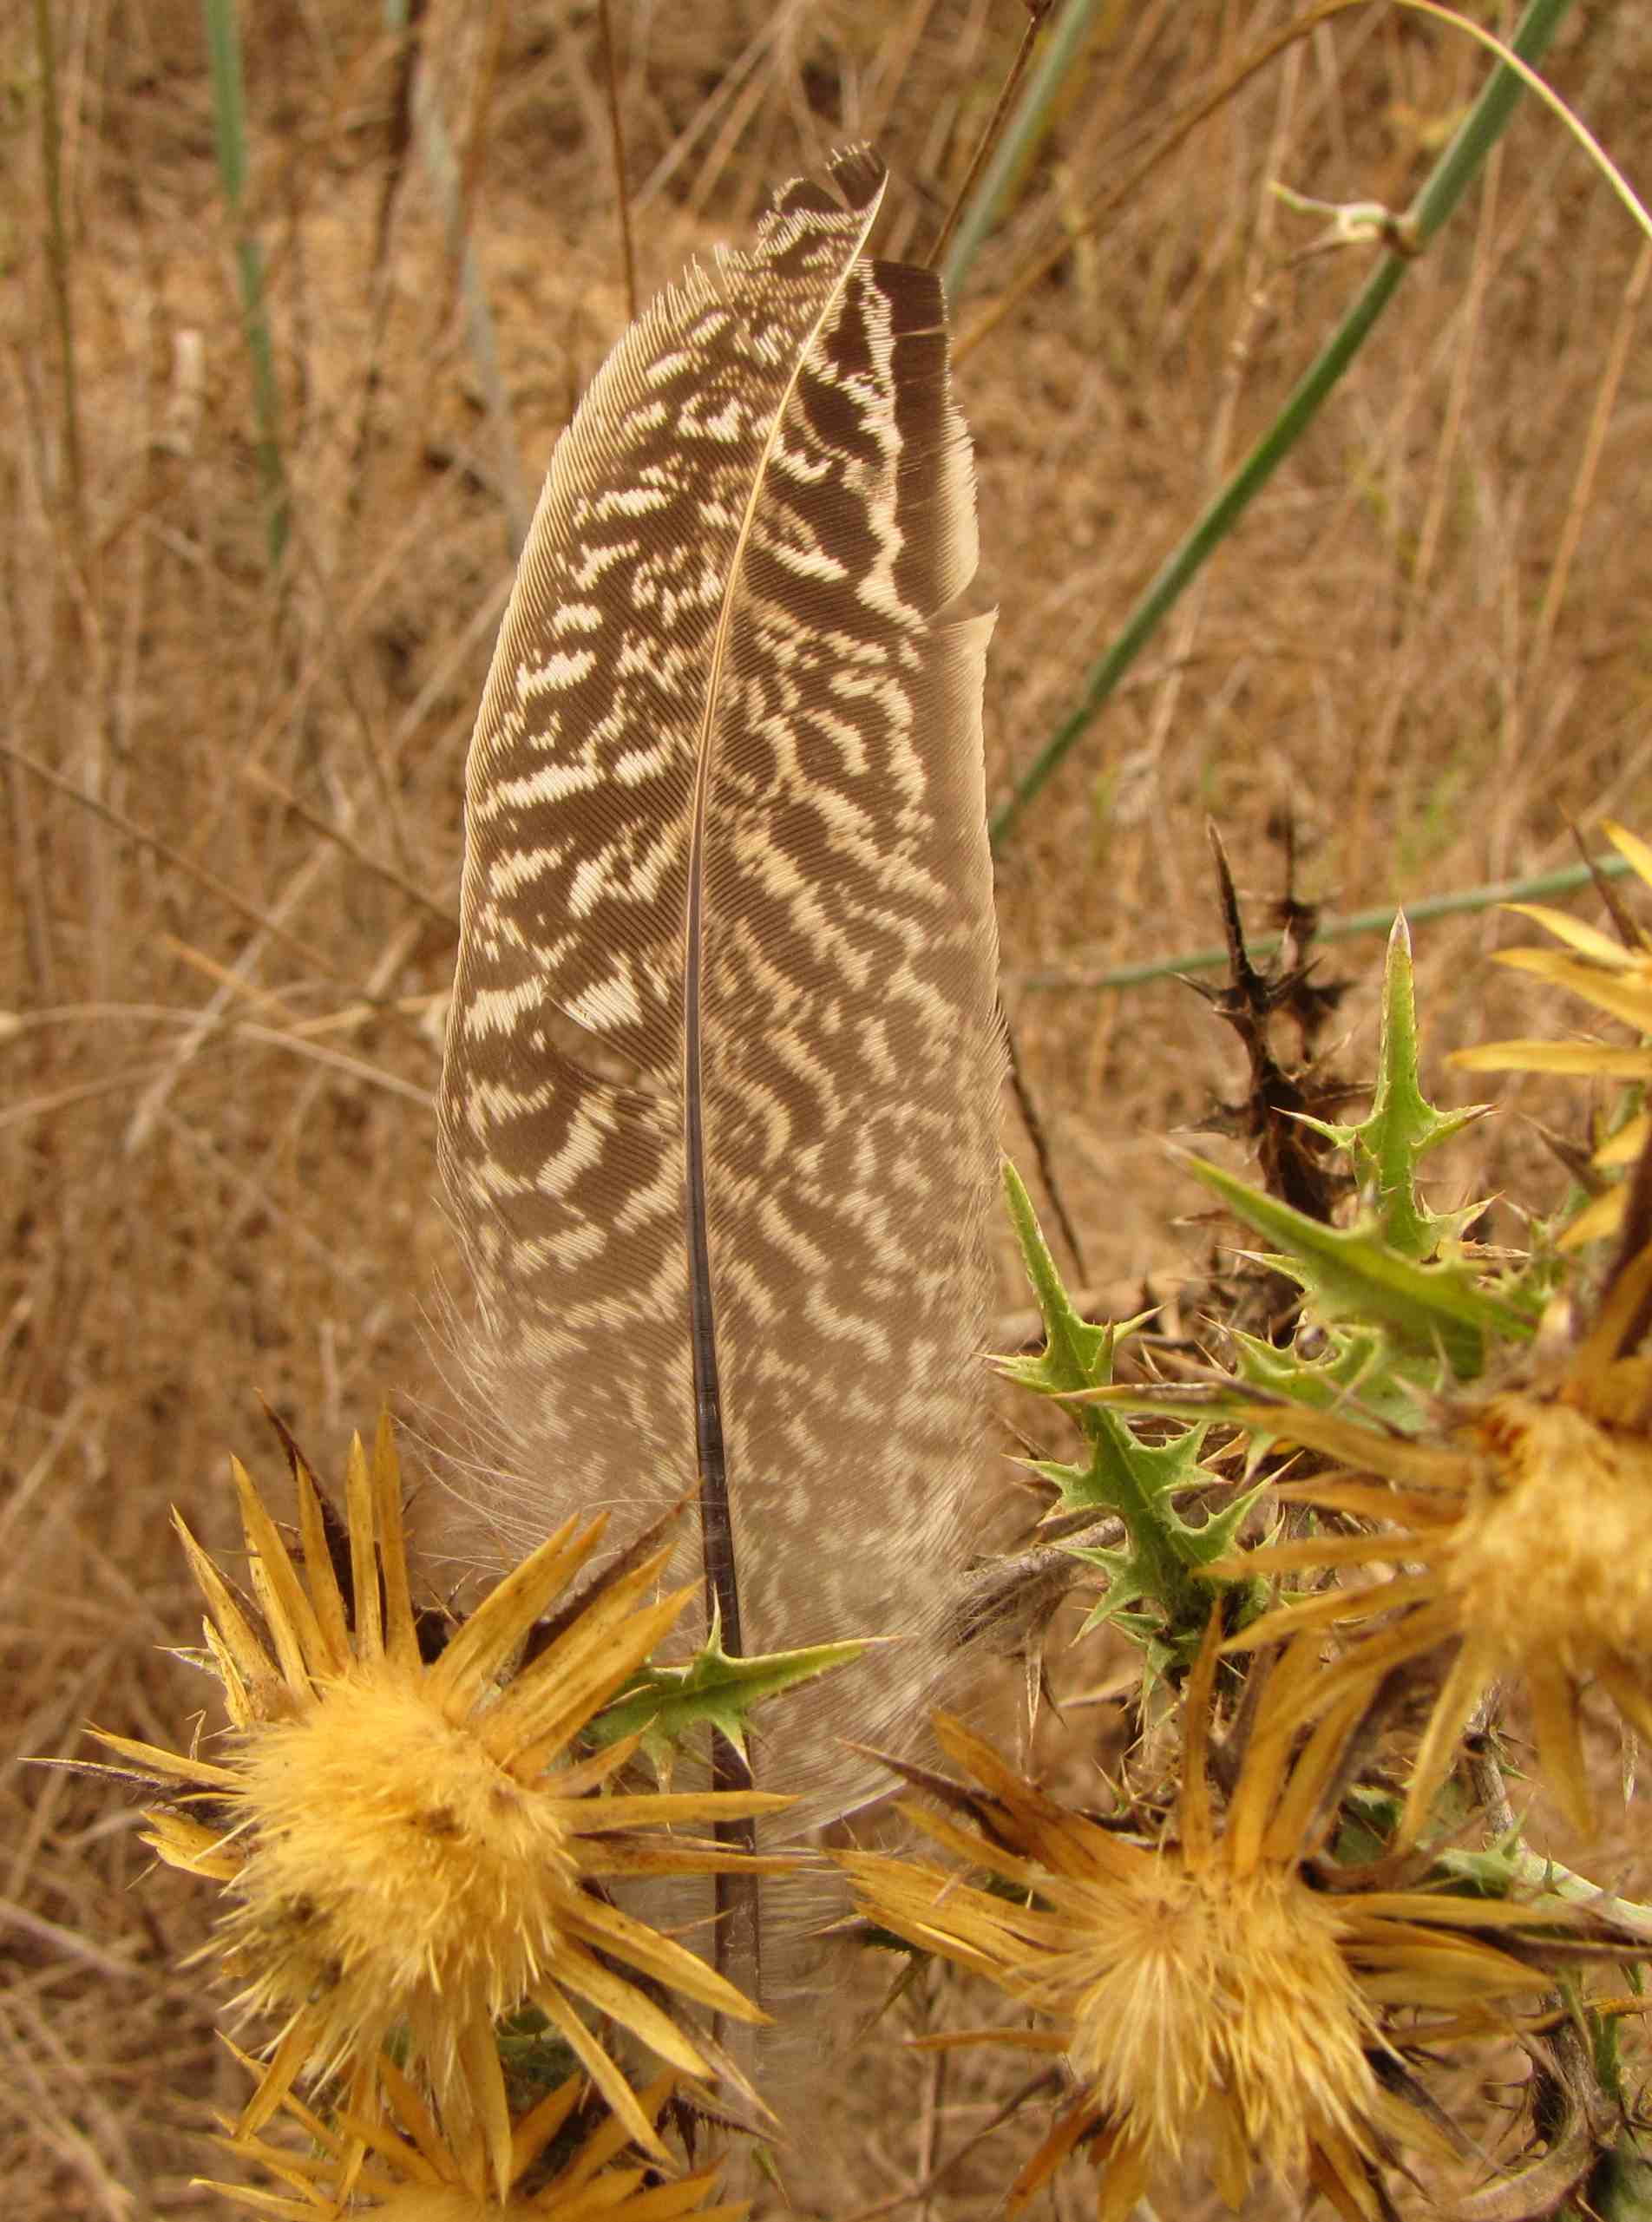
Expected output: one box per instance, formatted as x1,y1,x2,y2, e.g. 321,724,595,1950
940,0,1115,298
202,0,288,569
991,0,1577,852
1016,848,1634,994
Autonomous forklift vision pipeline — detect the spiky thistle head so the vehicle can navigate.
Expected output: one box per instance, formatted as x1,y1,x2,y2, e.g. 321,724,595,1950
1454,818,1652,1249
90,1417,791,2194
1227,1234,1652,1839
841,1628,1598,2221
206,2044,744,2221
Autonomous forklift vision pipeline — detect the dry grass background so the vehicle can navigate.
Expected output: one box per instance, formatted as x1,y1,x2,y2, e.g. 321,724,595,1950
4,2,1652,2216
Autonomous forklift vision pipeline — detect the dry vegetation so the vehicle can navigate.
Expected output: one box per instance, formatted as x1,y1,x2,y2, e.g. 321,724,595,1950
4,3,1652,2217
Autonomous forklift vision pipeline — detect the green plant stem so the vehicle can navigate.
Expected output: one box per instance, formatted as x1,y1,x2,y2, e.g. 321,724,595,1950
1014,848,1632,994
1435,1842,1652,1946
939,0,1109,297
202,0,289,570
34,0,83,561
989,0,1577,854
1589,2154,1652,2221
1002,1163,1199,1623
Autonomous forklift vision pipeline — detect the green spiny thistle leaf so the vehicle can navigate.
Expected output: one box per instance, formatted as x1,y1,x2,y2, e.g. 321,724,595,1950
1177,1148,1534,1380
1177,1476,1273,1568
587,1613,872,1761
1072,1476,1267,1622
1070,1543,1158,1630
495,2007,583,2116
1019,1409,1216,1521
1228,1323,1448,1452
999,1162,1257,1659
997,1160,1133,1399
1293,916,1491,1260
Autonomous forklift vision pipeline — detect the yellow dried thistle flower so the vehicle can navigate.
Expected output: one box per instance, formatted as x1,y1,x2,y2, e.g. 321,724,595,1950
1223,1238,1652,1843
92,1415,792,2195
1454,819,1652,1249
841,1628,1588,2222
206,2044,744,2222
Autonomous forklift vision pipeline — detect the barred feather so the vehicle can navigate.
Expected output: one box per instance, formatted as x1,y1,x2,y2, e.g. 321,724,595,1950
438,147,1002,2009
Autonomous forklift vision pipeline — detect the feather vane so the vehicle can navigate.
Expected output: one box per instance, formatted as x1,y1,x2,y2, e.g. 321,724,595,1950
438,147,1001,1866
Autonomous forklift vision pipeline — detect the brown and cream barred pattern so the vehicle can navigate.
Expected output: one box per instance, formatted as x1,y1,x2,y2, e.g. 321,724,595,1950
439,148,1003,1836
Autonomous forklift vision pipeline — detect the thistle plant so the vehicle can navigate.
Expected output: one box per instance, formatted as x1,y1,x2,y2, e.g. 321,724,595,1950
89,836,1652,2219
206,2050,742,2222
1455,820,1652,1250
842,834,1652,2219
1222,1234,1652,1846
843,1628,1626,2222
82,1416,824,2199
1140,850,1652,1852
24,0,1652,2214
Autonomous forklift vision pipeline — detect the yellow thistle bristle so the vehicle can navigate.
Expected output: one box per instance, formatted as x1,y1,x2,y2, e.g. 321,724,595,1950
1454,1390,1652,1671
220,1671,582,2042
842,1630,1583,2222
94,1416,792,2194
1057,1861,1375,2182
205,2045,747,2221
1229,1242,1652,1840
1453,819,1652,1249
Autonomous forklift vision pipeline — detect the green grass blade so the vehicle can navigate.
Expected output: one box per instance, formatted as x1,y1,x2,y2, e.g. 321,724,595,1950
202,0,288,571
940,0,1113,301
989,0,1577,854
1014,848,1635,995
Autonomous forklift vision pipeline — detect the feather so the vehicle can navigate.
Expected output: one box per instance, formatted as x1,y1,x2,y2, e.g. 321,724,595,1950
437,147,1002,2029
